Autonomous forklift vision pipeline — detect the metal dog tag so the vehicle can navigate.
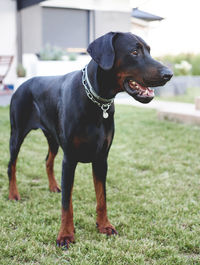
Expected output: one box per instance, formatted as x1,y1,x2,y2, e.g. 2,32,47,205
103,111,109,119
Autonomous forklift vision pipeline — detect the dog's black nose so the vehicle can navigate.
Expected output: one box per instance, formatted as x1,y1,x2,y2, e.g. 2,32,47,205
161,68,173,81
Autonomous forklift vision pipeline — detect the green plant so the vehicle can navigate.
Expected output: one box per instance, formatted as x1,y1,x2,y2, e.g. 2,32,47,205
174,60,192,76
190,54,200,75
16,64,26,77
39,44,64,61
156,53,200,76
68,53,77,61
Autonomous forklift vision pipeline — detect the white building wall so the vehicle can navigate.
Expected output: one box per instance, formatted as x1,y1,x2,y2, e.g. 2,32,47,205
131,0,200,56
21,5,42,54
41,0,131,12
0,0,17,85
95,10,131,39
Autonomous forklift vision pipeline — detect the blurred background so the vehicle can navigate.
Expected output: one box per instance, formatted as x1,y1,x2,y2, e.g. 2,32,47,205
0,0,200,102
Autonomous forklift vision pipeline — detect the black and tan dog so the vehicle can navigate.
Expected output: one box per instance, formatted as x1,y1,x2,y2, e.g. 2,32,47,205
8,32,172,248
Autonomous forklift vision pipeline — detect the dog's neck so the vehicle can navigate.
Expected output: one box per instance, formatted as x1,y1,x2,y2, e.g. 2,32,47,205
87,60,117,100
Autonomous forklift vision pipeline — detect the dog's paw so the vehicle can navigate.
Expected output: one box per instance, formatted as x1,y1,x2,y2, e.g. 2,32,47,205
56,234,75,250
49,185,61,193
9,192,21,201
96,223,118,236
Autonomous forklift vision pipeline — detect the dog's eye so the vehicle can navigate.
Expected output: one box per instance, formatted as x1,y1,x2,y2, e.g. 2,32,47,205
132,50,138,56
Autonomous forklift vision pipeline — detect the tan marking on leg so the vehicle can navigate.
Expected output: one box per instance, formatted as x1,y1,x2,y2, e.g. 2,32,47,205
9,160,20,200
93,176,117,235
46,150,61,192
57,192,75,248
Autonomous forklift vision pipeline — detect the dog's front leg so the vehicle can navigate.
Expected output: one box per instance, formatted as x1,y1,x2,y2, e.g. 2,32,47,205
56,155,77,249
92,158,118,235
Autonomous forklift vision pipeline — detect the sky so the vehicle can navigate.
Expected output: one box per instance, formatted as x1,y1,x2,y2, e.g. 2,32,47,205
131,0,200,55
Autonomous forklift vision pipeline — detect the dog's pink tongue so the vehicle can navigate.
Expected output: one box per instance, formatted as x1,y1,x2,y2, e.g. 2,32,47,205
142,87,154,97
138,84,154,97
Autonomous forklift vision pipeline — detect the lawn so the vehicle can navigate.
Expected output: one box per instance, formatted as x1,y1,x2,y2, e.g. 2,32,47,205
0,105,200,265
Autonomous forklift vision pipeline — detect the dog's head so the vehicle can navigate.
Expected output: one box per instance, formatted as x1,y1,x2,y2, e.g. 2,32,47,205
87,32,173,103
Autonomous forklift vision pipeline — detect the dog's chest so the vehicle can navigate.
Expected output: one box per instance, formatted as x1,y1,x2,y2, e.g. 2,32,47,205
71,123,113,162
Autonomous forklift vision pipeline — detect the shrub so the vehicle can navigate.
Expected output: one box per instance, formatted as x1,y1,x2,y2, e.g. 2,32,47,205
38,44,64,61
16,64,26,77
68,53,77,61
190,54,200,75
174,60,192,76
156,53,200,75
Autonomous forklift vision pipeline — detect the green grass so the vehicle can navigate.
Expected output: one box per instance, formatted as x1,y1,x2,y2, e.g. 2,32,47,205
157,86,200,103
0,105,200,264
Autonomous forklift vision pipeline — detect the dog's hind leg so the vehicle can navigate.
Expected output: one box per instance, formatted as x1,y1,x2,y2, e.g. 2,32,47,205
43,131,61,192
8,87,39,200
8,128,30,200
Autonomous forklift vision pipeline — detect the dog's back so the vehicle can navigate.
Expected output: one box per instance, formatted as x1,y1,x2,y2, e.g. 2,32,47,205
10,71,80,135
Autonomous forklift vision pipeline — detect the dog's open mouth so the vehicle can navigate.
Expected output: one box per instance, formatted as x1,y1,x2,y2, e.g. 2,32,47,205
124,79,154,104
128,80,154,97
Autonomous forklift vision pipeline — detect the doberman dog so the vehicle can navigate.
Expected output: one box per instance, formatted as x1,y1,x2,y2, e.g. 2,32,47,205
8,32,173,248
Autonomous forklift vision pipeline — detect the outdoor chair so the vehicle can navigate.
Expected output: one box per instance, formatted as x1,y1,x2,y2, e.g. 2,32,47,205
0,55,14,89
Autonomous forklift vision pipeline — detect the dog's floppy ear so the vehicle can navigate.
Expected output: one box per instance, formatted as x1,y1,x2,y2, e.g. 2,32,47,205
87,32,117,70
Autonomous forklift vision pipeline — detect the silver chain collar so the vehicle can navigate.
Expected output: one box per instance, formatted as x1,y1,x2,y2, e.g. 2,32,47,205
82,65,114,119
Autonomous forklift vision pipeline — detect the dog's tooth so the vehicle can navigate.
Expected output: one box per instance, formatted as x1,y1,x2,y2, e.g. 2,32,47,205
135,85,139,89
132,81,136,85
